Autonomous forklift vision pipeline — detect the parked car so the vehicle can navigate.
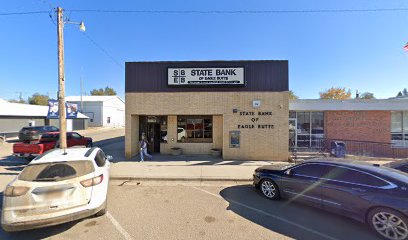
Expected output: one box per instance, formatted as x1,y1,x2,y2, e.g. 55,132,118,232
18,126,59,142
386,160,408,174
253,160,408,240
1,147,112,232
13,132,93,159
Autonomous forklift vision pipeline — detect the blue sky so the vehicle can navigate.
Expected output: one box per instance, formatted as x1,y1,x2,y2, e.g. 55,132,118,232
0,0,408,101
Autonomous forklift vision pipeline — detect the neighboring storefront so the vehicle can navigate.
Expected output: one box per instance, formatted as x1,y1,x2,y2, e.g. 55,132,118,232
125,60,289,161
289,99,408,158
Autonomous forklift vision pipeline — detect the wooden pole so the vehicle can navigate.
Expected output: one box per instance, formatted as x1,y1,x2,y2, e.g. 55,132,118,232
57,7,67,152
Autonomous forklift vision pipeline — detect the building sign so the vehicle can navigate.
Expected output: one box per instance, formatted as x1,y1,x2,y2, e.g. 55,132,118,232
168,67,245,86
47,100,79,119
236,111,275,129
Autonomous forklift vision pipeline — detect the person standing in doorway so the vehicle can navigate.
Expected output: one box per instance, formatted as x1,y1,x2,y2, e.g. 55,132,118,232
139,136,152,162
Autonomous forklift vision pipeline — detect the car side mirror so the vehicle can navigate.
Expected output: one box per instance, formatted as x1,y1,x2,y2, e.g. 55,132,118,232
285,169,293,175
106,155,113,161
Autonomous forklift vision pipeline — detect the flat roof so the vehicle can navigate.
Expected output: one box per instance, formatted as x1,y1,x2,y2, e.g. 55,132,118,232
0,100,89,118
290,98,408,111
66,95,125,104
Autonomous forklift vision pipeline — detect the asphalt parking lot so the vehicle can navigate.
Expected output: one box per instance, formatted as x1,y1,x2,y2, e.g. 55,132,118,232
0,183,380,240
0,128,381,240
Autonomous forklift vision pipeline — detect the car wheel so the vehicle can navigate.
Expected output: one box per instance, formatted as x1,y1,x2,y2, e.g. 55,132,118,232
260,179,280,200
368,207,408,240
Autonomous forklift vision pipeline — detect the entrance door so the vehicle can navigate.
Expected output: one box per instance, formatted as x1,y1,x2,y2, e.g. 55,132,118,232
147,123,161,153
289,119,297,148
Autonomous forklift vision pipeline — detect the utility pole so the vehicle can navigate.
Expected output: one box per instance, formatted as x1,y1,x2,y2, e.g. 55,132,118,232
80,76,83,112
57,7,67,152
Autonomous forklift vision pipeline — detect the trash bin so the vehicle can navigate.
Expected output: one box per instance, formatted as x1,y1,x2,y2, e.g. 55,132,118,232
330,141,346,158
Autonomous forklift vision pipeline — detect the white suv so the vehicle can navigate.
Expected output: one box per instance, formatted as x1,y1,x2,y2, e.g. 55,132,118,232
1,147,111,232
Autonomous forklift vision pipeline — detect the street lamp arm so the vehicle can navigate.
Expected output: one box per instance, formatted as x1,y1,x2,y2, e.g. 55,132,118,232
64,20,86,32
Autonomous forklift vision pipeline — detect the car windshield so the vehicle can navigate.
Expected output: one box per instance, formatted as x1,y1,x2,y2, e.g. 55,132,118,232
18,160,94,182
40,134,59,142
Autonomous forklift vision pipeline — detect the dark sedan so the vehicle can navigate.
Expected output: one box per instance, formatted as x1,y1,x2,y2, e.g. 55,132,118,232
253,160,408,240
387,160,408,174
18,126,59,142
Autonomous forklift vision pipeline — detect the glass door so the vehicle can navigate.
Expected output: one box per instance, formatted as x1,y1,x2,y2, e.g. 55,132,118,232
289,119,297,148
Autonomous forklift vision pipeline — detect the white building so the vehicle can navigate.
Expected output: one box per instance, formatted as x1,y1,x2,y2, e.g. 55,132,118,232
0,99,89,137
65,96,125,127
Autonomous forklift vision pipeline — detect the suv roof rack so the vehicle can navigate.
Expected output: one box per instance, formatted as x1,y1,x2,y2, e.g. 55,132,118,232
84,147,97,157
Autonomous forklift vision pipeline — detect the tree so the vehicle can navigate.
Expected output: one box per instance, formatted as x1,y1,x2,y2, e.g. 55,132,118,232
319,87,351,100
359,92,375,99
395,88,408,98
90,86,117,96
28,93,49,106
288,90,299,100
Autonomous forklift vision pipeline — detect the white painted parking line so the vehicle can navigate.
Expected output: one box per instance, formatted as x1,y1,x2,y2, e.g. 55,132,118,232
106,212,134,240
191,186,339,240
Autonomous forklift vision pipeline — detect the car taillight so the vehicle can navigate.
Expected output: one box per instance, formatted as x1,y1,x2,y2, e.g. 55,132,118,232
80,174,103,187
4,186,30,197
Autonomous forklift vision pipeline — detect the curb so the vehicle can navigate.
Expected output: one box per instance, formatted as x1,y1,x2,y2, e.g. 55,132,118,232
110,176,252,182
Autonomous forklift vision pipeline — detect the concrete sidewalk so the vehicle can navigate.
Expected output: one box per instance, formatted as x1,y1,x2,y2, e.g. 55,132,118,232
109,155,290,182
108,153,400,182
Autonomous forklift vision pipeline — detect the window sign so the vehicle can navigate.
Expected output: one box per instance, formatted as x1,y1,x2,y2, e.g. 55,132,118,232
230,131,240,148
168,67,245,86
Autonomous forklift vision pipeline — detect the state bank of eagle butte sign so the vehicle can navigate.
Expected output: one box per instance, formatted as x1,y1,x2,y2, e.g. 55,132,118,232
168,67,245,86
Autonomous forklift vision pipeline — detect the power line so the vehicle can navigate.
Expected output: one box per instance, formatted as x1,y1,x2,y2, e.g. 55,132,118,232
81,32,124,70
68,8,408,14
0,11,49,16
2,7,408,16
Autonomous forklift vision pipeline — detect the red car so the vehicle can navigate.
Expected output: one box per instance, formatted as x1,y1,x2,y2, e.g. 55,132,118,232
13,132,93,159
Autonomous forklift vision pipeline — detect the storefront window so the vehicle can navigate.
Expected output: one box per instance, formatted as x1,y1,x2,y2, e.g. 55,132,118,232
297,112,310,134
291,111,325,148
177,116,213,143
311,112,324,134
391,111,408,147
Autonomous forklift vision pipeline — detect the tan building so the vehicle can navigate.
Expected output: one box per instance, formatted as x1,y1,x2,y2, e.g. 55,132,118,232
125,60,289,161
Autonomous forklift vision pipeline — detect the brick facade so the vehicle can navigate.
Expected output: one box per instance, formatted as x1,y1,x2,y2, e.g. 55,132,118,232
326,111,390,143
325,111,408,158
125,92,289,161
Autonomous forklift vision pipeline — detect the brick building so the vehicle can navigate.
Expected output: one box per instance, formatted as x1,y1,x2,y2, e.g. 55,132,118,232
289,99,408,158
125,60,408,160
125,60,289,161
